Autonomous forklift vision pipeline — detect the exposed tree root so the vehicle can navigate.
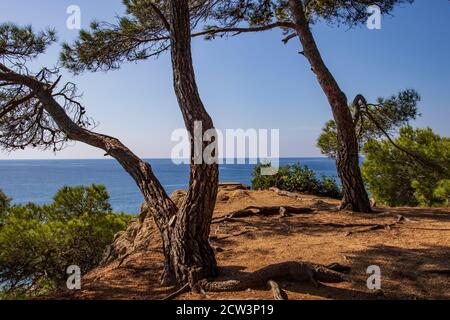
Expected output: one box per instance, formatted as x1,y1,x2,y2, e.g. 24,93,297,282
212,207,415,238
212,206,314,224
325,263,352,274
162,280,290,301
268,280,288,300
162,261,350,300
269,187,304,199
345,215,407,236
320,222,387,229
422,269,450,275
268,188,337,210
378,212,418,223
210,230,253,241
162,283,190,301
193,261,350,294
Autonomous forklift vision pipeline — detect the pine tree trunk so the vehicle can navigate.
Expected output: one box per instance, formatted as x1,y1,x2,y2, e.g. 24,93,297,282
168,163,219,283
32,85,182,283
288,0,371,213
1,13,219,286
334,117,372,213
167,0,219,283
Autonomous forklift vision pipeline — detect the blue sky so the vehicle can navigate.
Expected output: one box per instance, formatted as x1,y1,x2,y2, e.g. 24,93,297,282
0,0,449,159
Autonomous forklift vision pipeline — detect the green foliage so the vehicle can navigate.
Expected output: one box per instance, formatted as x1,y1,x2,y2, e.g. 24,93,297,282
252,163,342,199
211,0,414,29
0,185,132,299
317,89,420,158
432,180,450,207
0,23,56,62
362,126,450,207
317,120,338,158
0,189,10,213
320,175,343,199
60,0,171,74
51,184,112,220
305,0,414,26
1,23,88,153
61,1,415,74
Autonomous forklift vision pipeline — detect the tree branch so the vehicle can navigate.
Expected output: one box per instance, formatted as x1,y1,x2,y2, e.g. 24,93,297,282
351,94,365,125
0,92,35,119
0,64,177,223
149,2,171,32
192,22,295,39
282,33,297,44
363,105,448,176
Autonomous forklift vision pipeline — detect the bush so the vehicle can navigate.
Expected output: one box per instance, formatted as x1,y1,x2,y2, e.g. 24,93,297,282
0,185,132,299
362,126,450,207
51,184,113,220
0,189,10,213
252,163,342,199
319,176,343,199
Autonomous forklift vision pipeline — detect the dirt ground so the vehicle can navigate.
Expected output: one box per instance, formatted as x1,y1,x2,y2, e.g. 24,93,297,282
53,185,450,300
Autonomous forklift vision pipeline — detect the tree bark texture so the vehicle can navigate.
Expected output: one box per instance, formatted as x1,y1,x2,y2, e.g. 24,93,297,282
288,0,371,213
166,0,219,283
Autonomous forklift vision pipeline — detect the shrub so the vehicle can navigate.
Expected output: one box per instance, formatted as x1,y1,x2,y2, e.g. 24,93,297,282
0,185,132,299
0,189,10,213
319,176,343,199
51,184,113,220
252,163,343,199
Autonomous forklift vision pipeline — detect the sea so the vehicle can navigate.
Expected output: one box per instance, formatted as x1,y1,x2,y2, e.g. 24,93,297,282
0,158,338,214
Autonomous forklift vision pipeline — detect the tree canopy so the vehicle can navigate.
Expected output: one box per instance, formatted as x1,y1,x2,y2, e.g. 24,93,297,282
362,127,450,207
210,0,414,27
0,189,10,213
0,23,91,152
0,23,56,62
60,0,215,73
60,0,415,74
317,89,420,158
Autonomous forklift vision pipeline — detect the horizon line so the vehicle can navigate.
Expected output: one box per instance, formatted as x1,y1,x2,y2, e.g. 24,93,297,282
0,156,330,161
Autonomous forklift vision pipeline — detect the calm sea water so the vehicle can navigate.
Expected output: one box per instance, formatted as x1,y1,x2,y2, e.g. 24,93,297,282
0,158,337,214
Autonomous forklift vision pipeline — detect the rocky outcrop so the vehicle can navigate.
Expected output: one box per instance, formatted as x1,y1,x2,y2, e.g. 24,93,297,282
102,202,159,265
102,183,250,265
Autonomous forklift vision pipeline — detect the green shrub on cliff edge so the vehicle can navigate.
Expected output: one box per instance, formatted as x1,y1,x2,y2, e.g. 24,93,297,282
252,163,342,199
0,190,10,213
0,185,132,299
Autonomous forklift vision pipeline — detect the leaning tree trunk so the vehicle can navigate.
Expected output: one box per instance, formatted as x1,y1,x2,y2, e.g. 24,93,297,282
16,68,213,285
1,21,219,285
31,85,181,283
167,0,219,284
288,0,371,213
